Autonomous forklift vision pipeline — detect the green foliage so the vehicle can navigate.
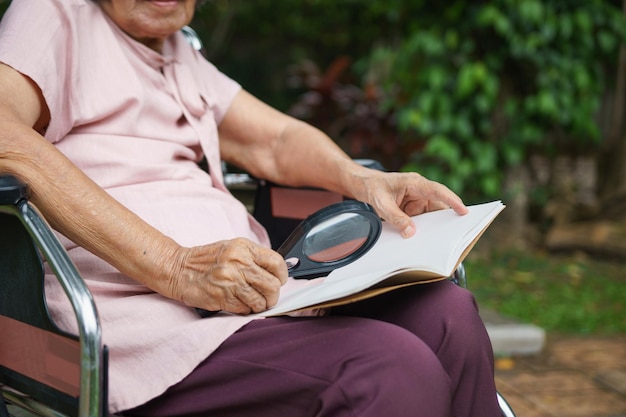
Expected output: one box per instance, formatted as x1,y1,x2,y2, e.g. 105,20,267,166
369,0,626,199
195,0,625,201
466,249,626,334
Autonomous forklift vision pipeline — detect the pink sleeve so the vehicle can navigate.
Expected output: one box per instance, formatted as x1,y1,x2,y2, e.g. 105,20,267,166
0,0,79,142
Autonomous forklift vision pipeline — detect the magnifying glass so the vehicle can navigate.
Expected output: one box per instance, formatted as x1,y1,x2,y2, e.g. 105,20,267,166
277,200,382,279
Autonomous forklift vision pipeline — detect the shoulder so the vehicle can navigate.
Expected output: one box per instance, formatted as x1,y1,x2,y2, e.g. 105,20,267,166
0,0,104,142
0,0,100,48
0,0,93,26
0,0,103,84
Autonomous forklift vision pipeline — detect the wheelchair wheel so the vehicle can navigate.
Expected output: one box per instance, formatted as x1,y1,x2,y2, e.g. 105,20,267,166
497,391,516,417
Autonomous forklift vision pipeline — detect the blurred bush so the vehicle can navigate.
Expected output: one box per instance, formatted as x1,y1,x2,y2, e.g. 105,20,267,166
372,0,626,200
194,0,626,204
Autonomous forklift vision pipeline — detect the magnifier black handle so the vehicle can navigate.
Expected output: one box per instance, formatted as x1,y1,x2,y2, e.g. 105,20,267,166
196,308,220,318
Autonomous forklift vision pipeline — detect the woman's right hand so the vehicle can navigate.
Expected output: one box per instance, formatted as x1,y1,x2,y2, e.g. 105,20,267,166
168,238,289,315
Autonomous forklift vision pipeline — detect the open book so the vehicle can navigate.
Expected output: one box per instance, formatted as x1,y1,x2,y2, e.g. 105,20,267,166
256,200,505,317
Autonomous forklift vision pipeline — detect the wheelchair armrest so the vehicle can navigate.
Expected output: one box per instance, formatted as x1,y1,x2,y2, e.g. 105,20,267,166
450,263,467,288
0,173,107,416
0,175,29,206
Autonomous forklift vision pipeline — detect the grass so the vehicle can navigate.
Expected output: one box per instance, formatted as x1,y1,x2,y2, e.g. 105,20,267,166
464,248,626,334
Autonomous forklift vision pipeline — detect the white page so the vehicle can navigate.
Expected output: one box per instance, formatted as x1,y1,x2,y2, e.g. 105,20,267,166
255,200,505,317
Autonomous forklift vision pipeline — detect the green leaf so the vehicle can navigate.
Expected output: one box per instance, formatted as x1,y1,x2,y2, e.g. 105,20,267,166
518,0,544,24
480,174,500,197
597,30,617,53
424,134,460,164
457,64,476,98
536,90,558,119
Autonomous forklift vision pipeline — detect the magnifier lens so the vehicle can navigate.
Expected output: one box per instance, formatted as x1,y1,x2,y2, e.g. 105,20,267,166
303,213,372,262
278,200,382,279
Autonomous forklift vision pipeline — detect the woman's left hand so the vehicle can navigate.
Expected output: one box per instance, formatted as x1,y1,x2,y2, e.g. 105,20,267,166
348,170,469,238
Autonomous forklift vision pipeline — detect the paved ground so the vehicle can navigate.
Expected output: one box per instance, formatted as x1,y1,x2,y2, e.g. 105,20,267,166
495,334,626,417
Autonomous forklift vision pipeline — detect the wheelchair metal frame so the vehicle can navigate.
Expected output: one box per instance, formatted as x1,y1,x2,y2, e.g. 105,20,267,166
0,177,105,417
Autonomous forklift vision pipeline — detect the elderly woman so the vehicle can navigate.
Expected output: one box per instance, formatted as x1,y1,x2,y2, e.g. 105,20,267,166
0,0,501,416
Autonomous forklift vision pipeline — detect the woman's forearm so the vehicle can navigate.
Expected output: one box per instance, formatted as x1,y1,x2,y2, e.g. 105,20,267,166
269,119,375,198
0,120,182,295
219,90,375,198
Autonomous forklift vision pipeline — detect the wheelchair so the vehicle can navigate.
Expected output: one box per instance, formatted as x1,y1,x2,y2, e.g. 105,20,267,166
0,173,515,417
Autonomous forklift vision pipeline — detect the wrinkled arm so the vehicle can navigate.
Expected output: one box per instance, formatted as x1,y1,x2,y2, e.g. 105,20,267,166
219,89,468,237
219,90,359,193
0,63,183,293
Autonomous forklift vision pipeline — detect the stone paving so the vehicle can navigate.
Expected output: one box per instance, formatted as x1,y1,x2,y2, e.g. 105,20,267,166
495,334,626,417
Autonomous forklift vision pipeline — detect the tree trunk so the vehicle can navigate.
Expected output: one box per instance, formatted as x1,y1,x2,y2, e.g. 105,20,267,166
597,0,626,206
495,164,531,249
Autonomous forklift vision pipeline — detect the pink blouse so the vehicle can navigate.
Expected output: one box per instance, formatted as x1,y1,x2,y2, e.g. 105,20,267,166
0,0,272,412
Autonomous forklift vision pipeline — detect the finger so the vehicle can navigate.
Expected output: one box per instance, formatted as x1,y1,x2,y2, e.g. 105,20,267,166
216,242,285,312
211,262,273,313
444,196,468,215
244,246,287,307
426,200,451,212
429,182,468,215
364,187,418,238
200,272,252,314
244,269,283,308
234,280,269,313
199,266,254,314
222,297,252,315
380,203,416,238
252,247,289,285
403,181,467,216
